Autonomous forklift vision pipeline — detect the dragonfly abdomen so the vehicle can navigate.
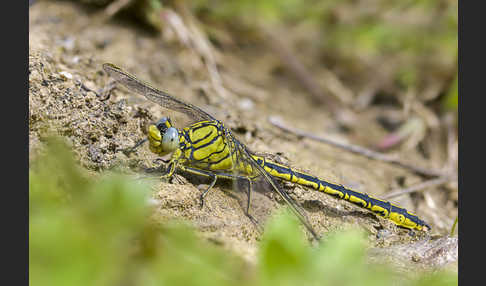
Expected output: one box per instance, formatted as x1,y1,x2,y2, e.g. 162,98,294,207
253,156,430,231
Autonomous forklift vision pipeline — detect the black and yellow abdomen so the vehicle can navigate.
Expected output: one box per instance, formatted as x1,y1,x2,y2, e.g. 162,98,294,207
170,121,429,231
148,118,429,231
252,156,430,231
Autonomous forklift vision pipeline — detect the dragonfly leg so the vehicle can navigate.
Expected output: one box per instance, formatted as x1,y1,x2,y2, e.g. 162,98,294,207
243,178,261,227
153,158,171,164
199,173,217,209
245,179,252,214
142,157,171,173
179,166,220,209
173,165,265,233
160,160,177,180
142,160,166,174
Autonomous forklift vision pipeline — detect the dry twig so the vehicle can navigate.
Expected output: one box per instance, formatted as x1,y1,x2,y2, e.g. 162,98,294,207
268,116,447,178
382,177,451,200
104,0,133,18
163,5,231,100
261,27,341,112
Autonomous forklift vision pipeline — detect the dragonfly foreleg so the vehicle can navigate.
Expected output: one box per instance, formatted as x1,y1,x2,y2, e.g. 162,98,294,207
141,158,170,174
160,160,177,180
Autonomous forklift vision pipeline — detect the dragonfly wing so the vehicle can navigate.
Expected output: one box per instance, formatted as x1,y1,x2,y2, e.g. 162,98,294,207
103,63,216,122
229,134,319,241
104,63,318,239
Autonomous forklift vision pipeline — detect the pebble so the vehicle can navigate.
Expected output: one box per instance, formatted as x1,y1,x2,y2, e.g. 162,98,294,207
59,71,73,80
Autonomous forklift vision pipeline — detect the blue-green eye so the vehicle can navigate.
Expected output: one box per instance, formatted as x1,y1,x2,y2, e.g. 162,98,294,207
161,127,179,152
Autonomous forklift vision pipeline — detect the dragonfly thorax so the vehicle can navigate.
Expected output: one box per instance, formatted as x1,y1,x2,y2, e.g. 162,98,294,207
147,117,180,156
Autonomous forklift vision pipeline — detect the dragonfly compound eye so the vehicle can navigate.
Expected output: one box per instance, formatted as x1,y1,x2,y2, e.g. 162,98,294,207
156,117,172,132
162,127,179,152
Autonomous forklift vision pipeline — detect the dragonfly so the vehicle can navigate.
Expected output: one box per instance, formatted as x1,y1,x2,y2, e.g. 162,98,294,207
103,63,430,241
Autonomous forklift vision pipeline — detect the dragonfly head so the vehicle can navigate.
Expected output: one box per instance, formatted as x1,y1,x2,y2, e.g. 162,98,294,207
147,117,180,156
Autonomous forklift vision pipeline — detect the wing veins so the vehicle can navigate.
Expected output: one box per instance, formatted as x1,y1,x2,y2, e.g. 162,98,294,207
103,63,215,122
230,136,319,240
104,63,319,240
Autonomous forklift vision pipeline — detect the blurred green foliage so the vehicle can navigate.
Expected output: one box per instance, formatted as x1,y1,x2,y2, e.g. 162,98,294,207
259,211,457,286
29,138,247,286
443,72,458,110
190,0,457,108
30,138,457,286
76,0,457,109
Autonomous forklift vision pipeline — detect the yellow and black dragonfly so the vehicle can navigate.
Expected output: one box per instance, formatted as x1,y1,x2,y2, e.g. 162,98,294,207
103,63,430,241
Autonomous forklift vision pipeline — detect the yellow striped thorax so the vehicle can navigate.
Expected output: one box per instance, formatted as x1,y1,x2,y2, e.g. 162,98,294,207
148,118,255,175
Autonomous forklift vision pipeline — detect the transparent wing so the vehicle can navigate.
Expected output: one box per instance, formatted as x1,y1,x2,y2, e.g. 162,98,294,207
104,63,318,240
103,63,216,122
226,131,319,240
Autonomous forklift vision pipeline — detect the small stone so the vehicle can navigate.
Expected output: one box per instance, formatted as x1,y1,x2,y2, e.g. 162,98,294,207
59,71,73,80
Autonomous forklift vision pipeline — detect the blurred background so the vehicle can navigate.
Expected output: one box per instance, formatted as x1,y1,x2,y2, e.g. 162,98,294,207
29,0,458,285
